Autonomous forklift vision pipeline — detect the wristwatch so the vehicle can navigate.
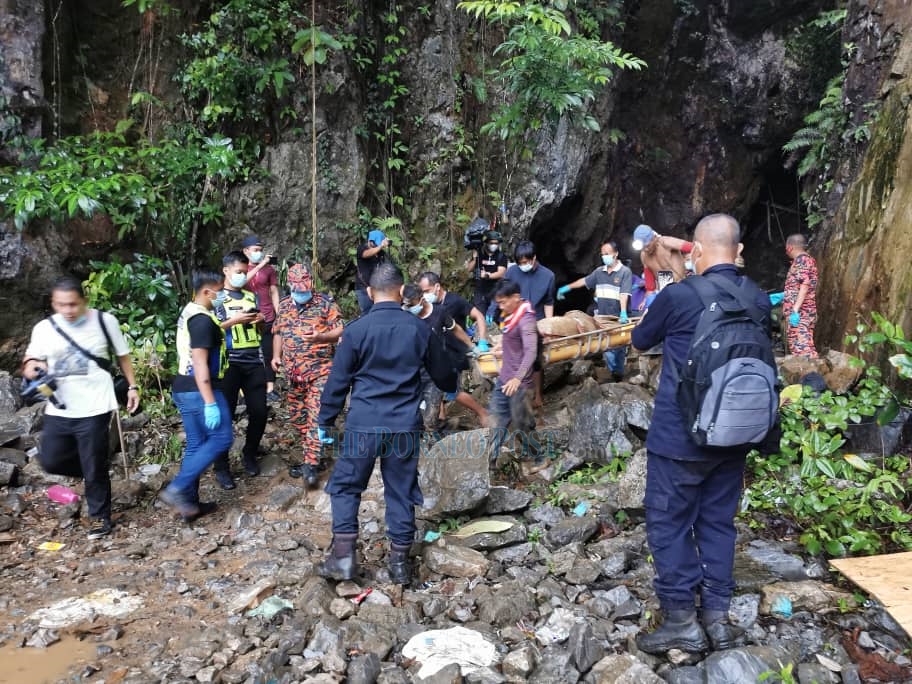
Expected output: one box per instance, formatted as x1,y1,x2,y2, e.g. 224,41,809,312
128,385,140,391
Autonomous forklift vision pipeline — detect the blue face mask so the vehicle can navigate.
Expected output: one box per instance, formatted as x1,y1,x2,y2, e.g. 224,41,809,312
406,303,423,316
602,255,615,267
291,291,312,305
212,291,228,307
423,292,438,304
229,273,247,288
248,251,264,264
64,314,88,327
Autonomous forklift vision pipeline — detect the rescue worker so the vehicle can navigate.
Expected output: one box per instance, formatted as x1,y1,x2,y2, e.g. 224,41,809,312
317,263,456,584
632,214,769,654
488,279,537,461
466,229,508,315
417,271,490,426
782,233,818,358
211,251,266,490
272,263,343,487
241,236,281,401
354,230,391,315
557,240,633,381
159,270,234,521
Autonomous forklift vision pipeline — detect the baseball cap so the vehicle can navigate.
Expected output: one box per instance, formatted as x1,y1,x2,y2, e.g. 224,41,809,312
368,230,386,246
632,224,655,251
241,235,263,248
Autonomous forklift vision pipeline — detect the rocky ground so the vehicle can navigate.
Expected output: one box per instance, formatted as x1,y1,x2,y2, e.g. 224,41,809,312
0,360,910,684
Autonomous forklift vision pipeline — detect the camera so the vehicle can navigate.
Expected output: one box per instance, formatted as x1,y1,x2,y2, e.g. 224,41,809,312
463,218,489,251
20,369,66,409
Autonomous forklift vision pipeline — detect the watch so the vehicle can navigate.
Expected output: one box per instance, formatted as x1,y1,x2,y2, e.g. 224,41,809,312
128,385,140,391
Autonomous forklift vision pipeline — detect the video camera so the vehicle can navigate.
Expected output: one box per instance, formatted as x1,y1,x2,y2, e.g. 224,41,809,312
463,218,490,251
20,369,66,410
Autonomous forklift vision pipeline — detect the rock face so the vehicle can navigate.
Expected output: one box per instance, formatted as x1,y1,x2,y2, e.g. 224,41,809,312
418,429,493,520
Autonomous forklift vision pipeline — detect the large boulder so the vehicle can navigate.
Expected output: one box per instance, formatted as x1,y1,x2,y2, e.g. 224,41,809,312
418,429,494,520
616,448,648,510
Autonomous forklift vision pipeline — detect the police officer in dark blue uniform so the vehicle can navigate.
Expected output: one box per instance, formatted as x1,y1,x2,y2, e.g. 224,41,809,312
632,214,771,654
316,263,457,585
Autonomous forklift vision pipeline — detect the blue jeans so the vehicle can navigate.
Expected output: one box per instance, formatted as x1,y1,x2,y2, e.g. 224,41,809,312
171,391,234,497
604,345,628,376
356,289,373,315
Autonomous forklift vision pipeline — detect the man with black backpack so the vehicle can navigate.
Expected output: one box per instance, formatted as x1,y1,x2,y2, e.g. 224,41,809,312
21,276,140,540
632,214,776,655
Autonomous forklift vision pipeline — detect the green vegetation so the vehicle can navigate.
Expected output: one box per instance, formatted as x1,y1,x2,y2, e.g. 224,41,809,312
742,315,912,557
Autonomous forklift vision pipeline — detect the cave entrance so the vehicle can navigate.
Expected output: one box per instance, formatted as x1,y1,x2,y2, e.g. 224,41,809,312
741,162,805,292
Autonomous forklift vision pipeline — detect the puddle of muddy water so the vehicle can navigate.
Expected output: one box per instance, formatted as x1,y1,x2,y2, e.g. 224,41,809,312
0,635,98,684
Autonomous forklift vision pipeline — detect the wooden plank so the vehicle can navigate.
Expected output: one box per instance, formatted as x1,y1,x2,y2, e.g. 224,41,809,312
830,552,912,637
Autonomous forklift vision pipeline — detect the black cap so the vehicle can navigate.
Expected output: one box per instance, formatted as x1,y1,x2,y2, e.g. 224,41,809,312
241,235,263,248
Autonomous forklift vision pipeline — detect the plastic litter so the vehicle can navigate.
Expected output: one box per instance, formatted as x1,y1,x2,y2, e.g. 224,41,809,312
572,501,589,517
423,530,442,543
139,463,162,476
37,541,65,552
449,520,514,538
245,595,293,618
46,485,80,505
535,607,579,644
29,589,144,629
771,595,793,619
351,587,373,605
402,626,500,678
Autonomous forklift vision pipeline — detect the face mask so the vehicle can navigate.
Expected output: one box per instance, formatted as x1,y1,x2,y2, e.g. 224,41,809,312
518,263,533,273
406,303,423,316
602,255,615,267
229,273,247,288
249,251,264,264
487,244,499,253
684,259,694,271
423,292,438,304
291,291,312,305
64,314,88,327
211,290,228,307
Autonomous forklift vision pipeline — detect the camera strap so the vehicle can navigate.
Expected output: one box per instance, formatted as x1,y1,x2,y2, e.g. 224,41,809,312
48,312,115,375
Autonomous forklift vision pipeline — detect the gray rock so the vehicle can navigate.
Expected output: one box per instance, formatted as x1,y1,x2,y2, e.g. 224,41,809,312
303,618,347,673
485,487,534,514
741,539,815,581
419,429,493,520
111,480,145,508
526,503,565,527
567,387,634,464
25,628,60,648
464,667,506,684
530,647,579,683
797,662,839,684
0,460,17,486
729,594,760,630
475,585,536,627
616,448,647,510
347,652,382,684
0,447,27,467
415,662,462,684
454,516,527,550
490,542,536,565
329,597,355,620
568,622,603,674
701,646,795,683
296,576,336,616
195,666,220,683
597,552,628,579
0,372,22,416
341,619,397,661
662,666,703,684
354,604,416,629
564,558,601,585
589,653,663,683
600,383,654,430
545,517,598,548
502,646,539,679
424,542,490,577
0,514,13,532
266,483,303,510
378,665,412,684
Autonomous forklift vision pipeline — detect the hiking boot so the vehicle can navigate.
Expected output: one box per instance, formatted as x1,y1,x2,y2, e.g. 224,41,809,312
388,543,412,585
242,454,260,477
702,609,745,651
289,462,318,487
182,501,218,524
87,518,112,540
317,533,359,581
636,609,709,654
159,486,200,519
215,469,236,490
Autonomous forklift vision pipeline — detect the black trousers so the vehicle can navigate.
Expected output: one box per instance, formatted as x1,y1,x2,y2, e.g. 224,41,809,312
260,321,276,384
39,412,112,520
213,361,268,471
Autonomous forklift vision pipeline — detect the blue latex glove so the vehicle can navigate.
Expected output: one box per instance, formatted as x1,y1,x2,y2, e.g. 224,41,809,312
556,285,571,301
619,311,629,324
484,315,494,326
476,339,490,352
769,292,784,306
317,427,334,444
631,281,644,292
789,311,800,327
644,293,657,309
203,403,221,430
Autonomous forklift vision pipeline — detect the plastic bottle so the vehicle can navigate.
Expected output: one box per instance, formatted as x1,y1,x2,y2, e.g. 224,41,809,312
47,484,80,505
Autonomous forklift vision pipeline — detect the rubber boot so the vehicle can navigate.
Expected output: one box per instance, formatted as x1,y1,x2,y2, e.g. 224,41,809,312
702,609,745,651
636,609,709,654
317,533,358,581
388,542,412,585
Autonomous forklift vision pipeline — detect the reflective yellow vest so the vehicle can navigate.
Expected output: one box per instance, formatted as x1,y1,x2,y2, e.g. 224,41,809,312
221,289,261,350
176,301,228,379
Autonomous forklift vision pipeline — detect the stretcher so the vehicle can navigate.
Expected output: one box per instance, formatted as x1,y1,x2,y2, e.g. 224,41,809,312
473,319,637,377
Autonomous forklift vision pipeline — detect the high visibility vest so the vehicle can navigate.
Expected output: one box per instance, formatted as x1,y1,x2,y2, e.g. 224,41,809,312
176,301,228,379
221,289,261,349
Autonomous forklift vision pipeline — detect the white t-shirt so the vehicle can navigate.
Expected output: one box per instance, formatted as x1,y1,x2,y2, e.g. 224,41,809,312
25,310,130,418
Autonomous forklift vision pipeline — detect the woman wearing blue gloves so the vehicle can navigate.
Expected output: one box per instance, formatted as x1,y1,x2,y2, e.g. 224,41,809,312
556,241,633,381
159,270,234,521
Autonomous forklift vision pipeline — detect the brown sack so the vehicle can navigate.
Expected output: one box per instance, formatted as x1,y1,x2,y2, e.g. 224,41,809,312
537,317,581,339
564,310,599,333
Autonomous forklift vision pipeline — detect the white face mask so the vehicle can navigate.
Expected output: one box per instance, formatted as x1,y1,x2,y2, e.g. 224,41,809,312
518,263,533,273
487,243,499,253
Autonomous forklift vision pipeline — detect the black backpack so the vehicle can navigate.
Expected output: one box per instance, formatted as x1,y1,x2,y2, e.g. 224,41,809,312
671,274,778,449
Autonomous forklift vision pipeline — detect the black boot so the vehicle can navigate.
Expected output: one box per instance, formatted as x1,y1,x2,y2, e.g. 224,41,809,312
702,609,745,651
317,533,358,581
388,542,412,585
636,609,709,654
